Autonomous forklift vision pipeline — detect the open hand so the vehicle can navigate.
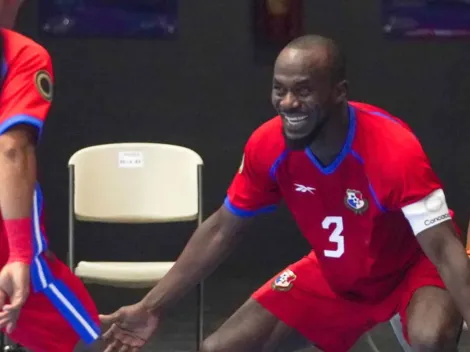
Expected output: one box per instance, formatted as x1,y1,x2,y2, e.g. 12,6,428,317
100,302,159,352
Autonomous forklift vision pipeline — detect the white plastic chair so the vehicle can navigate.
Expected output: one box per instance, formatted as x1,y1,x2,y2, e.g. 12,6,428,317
67,142,205,349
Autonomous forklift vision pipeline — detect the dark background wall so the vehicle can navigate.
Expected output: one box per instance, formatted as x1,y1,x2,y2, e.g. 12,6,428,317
14,0,470,274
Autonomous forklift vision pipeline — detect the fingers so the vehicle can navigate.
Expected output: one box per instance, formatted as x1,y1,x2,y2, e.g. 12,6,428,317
99,311,121,327
102,327,145,352
5,322,14,334
119,345,131,352
102,324,118,343
117,332,145,348
0,288,7,323
0,288,17,333
103,336,139,352
3,290,26,332
0,314,11,328
0,289,7,308
104,340,143,352
3,286,28,312
0,309,17,332
104,339,122,352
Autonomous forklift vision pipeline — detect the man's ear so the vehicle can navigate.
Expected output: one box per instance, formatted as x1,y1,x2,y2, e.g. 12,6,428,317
333,80,348,104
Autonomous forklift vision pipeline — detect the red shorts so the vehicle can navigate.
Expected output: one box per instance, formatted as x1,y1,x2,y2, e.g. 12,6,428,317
2,253,100,352
252,252,445,352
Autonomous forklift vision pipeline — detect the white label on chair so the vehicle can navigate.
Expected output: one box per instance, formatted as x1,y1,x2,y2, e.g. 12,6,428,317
118,151,144,168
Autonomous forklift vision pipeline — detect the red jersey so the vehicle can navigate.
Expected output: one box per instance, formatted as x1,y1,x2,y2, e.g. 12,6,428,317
0,29,53,133
226,102,451,299
0,29,54,292
0,30,101,346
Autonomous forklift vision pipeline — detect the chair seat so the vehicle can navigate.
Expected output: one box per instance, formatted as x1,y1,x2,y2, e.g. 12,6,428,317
75,261,175,288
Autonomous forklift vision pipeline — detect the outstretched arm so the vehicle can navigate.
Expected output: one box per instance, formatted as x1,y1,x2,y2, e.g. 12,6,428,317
100,124,282,351
99,206,252,351
142,126,282,313
141,205,252,313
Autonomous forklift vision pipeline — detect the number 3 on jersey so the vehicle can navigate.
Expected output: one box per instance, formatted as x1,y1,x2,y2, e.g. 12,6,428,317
323,216,344,258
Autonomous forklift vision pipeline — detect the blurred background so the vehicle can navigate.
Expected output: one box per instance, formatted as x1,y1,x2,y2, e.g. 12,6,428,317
11,0,470,350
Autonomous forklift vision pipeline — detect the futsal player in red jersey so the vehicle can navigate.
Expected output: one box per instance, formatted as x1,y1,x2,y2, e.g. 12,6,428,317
0,29,102,351
101,35,470,352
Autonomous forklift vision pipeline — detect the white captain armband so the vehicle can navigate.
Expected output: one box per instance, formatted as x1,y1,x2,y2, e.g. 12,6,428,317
401,189,451,236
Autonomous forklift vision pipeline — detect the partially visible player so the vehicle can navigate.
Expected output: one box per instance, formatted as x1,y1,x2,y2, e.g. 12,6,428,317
0,29,102,352
100,35,470,352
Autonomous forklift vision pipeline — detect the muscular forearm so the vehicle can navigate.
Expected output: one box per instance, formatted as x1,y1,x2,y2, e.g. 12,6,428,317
0,127,37,263
142,208,246,314
431,233,470,324
0,129,36,219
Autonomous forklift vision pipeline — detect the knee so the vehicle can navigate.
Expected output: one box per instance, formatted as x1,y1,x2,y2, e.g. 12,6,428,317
408,320,460,351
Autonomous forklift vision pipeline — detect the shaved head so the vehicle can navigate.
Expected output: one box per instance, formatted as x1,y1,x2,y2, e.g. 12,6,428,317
277,35,346,84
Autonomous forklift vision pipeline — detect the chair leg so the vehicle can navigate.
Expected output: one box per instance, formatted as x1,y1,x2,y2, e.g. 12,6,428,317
366,333,381,352
196,281,204,350
389,314,413,352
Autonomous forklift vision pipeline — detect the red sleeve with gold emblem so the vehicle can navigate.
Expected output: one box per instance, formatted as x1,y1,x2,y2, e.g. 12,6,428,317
225,118,283,217
0,30,53,137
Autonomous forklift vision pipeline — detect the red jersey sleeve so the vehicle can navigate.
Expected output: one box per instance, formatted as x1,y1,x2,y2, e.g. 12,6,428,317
224,126,283,217
383,135,450,235
352,103,452,236
0,38,53,137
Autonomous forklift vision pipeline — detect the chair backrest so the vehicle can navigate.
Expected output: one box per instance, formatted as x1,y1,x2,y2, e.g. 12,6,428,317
68,143,203,223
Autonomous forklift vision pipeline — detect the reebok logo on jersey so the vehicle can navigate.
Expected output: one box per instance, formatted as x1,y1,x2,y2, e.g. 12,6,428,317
294,184,315,194
424,213,450,227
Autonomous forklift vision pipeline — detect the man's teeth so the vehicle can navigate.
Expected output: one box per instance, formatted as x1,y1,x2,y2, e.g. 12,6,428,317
285,115,308,123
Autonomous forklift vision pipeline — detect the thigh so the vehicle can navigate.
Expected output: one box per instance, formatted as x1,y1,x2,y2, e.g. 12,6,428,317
261,318,313,352
398,255,462,346
202,297,290,352
252,255,379,352
406,287,461,344
203,297,313,352
7,255,101,352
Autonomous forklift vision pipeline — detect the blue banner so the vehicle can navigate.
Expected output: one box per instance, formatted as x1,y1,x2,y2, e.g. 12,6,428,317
383,0,470,38
39,0,178,38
